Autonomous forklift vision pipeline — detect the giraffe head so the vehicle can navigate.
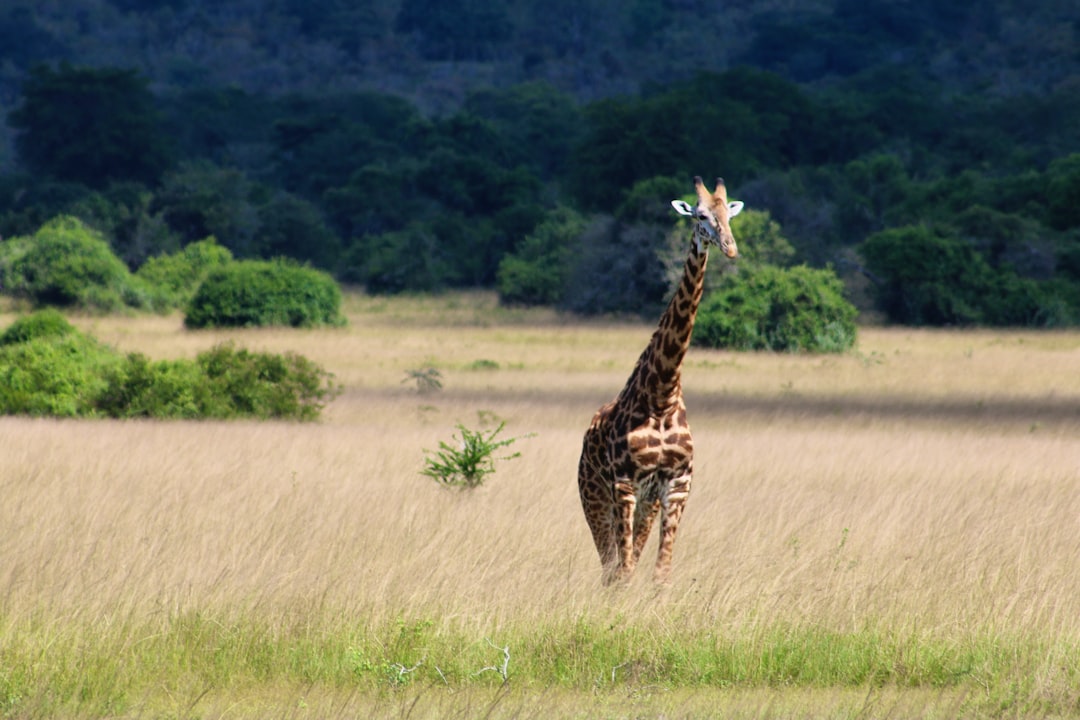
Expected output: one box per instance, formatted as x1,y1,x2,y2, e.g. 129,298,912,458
671,176,744,259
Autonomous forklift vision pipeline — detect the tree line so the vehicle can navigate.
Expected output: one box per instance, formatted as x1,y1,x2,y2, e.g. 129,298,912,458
1,49,1078,325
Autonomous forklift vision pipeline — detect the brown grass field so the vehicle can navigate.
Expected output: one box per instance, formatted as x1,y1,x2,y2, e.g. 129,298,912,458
2,292,1080,718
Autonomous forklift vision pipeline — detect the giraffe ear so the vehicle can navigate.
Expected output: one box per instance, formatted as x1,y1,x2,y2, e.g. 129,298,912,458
727,201,744,218
671,200,694,216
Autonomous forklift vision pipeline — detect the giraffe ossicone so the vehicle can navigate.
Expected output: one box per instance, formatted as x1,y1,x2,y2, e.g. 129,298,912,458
577,175,743,586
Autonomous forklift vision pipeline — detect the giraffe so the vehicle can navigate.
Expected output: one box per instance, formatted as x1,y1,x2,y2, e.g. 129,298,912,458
577,176,743,586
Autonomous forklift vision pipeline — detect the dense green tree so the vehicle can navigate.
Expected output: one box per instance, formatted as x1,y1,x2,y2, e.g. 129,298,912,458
151,161,260,254
0,6,67,68
272,93,424,199
570,70,817,209
561,217,671,316
0,177,94,239
160,86,276,168
497,207,585,306
463,82,583,179
395,0,511,60
341,224,455,293
256,193,341,269
730,209,797,268
1046,154,1080,232
135,237,233,306
323,162,420,238
284,0,385,55
861,225,993,325
8,64,170,187
860,225,1071,326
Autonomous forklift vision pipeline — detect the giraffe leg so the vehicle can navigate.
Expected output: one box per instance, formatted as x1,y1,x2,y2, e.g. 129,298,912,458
654,472,692,585
607,479,637,585
578,446,618,578
579,482,615,571
632,498,661,565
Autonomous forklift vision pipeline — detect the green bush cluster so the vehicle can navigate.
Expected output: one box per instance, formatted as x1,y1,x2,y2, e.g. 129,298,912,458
694,265,858,353
133,236,233,307
0,216,347,329
184,259,344,328
98,343,338,420
0,307,75,345
0,310,338,420
0,216,159,312
0,321,120,417
860,225,1075,327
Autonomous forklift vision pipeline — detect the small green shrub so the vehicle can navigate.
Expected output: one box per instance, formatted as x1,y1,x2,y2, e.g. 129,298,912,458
184,259,344,328
195,343,339,420
1,216,150,311
496,207,583,306
0,328,120,417
694,264,858,353
96,353,210,419
402,367,443,394
134,237,234,306
0,308,75,346
421,421,529,489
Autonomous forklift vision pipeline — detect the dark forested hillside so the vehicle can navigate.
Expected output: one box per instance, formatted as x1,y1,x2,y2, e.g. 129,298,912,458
1,0,1078,325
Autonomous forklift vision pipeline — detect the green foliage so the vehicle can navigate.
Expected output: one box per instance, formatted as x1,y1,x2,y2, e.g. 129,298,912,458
395,0,511,61
1046,153,1080,231
694,265,858,353
256,192,341,269
184,259,344,328
0,307,74,346
730,209,797,268
571,69,819,209
341,224,455,294
0,328,119,417
0,216,154,311
134,236,234,306
8,64,170,187
496,207,584,306
860,225,1074,327
1,5,1078,326
0,311,338,420
402,367,443,394
463,82,583,180
561,219,670,316
99,343,338,421
151,161,261,253
421,421,527,489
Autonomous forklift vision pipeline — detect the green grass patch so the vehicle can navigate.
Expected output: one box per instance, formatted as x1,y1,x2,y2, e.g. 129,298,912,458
0,608,1075,718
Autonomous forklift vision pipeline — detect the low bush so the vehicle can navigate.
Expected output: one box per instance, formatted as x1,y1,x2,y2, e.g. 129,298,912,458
0,307,75,346
421,421,529,489
0,329,120,417
694,264,858,353
185,259,344,328
99,343,338,420
134,237,233,307
496,208,583,306
0,216,156,312
0,310,338,420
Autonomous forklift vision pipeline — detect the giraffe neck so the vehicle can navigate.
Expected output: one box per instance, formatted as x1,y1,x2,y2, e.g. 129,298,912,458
622,228,710,413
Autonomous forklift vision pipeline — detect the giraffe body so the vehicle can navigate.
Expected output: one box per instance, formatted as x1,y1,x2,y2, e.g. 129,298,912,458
578,177,742,585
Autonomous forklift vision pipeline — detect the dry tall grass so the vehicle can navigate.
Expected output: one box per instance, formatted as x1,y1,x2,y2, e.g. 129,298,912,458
2,293,1079,718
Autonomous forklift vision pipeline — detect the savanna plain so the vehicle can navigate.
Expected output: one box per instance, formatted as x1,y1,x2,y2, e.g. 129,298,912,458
2,292,1080,719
